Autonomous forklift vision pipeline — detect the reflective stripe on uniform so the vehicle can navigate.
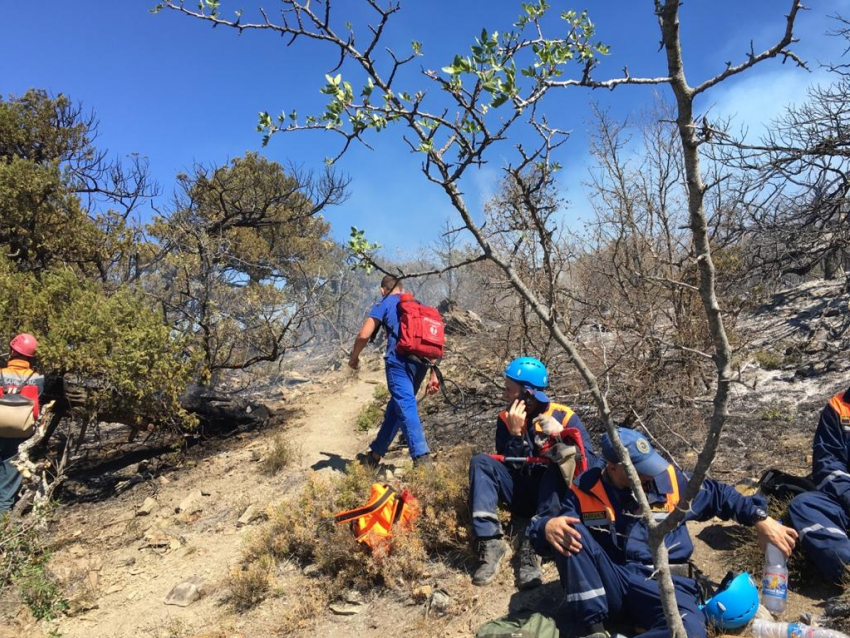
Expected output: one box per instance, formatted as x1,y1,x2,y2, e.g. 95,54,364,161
817,470,850,490
800,523,847,538
472,510,500,522
565,587,606,602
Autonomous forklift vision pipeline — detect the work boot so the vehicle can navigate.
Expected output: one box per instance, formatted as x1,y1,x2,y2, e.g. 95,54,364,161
412,453,433,468
472,538,510,586
356,450,381,469
516,536,543,590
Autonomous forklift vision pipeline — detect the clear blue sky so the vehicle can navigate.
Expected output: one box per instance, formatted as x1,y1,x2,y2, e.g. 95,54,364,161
2,1,847,254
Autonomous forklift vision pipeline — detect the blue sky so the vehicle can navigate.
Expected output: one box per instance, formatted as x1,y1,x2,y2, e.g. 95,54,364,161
2,1,848,255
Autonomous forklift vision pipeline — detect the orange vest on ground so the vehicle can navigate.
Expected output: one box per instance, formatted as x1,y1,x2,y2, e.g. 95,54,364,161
333,483,419,550
571,465,680,528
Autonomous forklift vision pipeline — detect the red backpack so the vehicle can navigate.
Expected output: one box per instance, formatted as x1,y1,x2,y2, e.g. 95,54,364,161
395,293,445,361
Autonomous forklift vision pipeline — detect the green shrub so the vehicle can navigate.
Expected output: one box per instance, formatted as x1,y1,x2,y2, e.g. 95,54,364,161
355,385,390,432
0,514,68,620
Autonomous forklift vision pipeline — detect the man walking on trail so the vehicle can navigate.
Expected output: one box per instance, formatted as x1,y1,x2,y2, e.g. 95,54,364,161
349,275,438,467
0,333,44,513
529,427,797,638
788,387,850,582
468,357,599,590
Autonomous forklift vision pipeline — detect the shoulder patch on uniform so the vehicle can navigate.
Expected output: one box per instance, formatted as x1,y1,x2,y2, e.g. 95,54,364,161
841,416,850,427
636,438,650,454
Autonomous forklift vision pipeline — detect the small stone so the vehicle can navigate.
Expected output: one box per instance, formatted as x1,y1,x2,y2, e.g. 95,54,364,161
137,497,157,517
329,603,362,616
302,564,320,578
413,585,433,601
344,590,363,605
176,489,204,514
200,489,211,497
159,476,170,486
237,505,261,527
163,576,204,607
249,450,261,462
430,590,452,614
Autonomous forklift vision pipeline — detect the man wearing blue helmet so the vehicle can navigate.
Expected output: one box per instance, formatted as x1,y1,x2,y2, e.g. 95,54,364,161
468,357,598,589
529,427,797,638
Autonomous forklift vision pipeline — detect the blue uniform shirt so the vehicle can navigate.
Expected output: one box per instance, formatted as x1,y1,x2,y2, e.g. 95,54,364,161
529,465,767,565
368,293,403,363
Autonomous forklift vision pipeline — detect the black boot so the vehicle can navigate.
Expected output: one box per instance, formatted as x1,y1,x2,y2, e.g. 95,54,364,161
472,537,510,586
516,535,543,589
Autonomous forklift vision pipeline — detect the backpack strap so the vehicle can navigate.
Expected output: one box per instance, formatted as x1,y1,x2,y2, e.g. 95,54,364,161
333,485,398,525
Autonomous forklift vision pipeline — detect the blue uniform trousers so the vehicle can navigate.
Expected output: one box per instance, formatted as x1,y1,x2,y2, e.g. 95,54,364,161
470,453,560,538
370,357,429,459
0,438,22,513
788,490,850,583
554,522,706,638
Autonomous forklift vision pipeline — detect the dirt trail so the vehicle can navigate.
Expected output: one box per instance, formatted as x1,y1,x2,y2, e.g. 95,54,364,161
41,363,385,638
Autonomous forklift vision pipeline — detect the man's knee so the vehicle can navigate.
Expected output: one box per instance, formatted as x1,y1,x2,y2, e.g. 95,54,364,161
682,610,707,638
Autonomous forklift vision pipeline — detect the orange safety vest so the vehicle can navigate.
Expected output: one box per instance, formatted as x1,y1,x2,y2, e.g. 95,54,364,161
333,483,419,550
571,465,680,528
829,391,850,428
498,402,577,437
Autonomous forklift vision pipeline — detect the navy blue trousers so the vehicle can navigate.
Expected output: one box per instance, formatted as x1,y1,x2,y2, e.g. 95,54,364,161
553,522,706,638
788,490,850,583
469,453,563,538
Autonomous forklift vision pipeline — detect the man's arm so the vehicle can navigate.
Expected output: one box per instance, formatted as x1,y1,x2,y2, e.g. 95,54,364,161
687,471,797,557
348,317,379,369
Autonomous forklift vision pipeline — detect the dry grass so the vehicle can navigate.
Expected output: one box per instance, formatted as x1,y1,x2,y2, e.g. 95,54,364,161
230,450,474,632
225,555,274,611
259,435,297,476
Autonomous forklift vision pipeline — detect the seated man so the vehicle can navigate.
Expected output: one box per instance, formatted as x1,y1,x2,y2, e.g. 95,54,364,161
529,427,797,638
469,357,598,589
788,387,850,582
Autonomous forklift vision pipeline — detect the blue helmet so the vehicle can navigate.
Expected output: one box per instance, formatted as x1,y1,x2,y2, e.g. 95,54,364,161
701,572,759,630
504,357,550,403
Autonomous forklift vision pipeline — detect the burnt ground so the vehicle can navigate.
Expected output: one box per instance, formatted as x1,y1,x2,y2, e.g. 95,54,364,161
4,280,850,637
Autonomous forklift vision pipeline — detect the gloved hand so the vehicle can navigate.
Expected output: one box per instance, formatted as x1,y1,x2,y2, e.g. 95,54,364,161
533,414,564,437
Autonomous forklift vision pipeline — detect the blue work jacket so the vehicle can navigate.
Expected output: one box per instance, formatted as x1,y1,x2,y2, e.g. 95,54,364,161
529,464,767,565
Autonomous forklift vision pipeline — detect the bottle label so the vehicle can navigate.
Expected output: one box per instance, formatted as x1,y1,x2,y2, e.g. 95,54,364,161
787,622,811,638
763,570,788,598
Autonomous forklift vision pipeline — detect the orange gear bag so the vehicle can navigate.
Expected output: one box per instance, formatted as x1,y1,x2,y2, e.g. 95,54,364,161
333,483,419,549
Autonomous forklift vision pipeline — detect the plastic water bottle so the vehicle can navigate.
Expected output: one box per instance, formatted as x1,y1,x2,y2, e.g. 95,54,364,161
751,619,850,638
762,542,788,614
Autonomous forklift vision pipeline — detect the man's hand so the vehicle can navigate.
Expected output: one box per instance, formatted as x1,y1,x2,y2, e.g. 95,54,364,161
544,516,583,556
506,399,527,436
755,517,798,558
348,355,359,370
425,371,440,395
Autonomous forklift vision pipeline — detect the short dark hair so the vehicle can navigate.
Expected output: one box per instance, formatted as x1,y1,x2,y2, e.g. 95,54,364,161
380,275,403,291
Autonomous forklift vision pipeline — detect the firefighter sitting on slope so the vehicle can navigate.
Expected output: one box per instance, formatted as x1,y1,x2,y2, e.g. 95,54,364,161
468,357,599,590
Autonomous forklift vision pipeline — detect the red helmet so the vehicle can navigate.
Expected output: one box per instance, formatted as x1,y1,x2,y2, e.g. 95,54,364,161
9,333,37,358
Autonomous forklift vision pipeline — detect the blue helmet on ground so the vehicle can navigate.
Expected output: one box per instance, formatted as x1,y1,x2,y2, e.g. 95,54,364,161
701,572,759,630
504,357,550,403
